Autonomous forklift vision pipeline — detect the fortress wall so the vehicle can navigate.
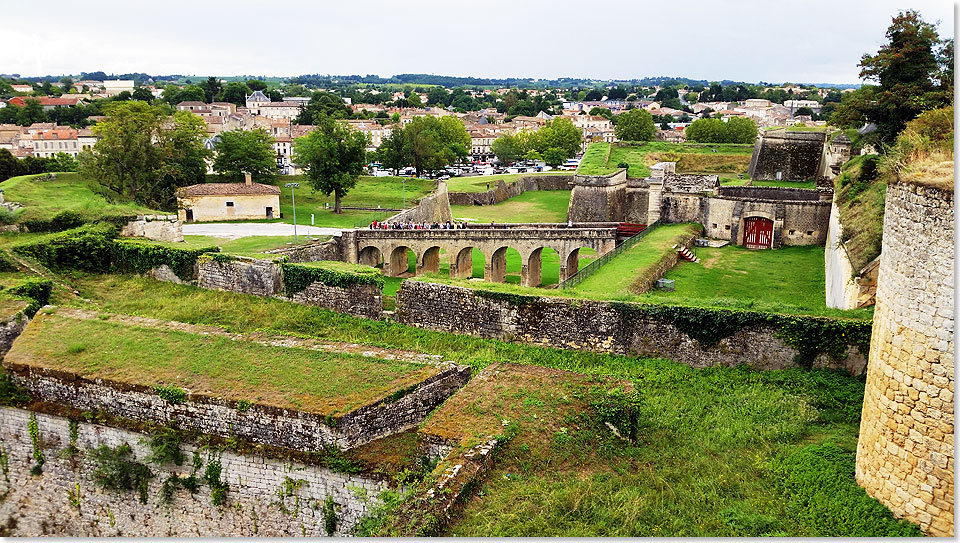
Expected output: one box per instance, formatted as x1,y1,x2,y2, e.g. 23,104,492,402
567,169,628,222
385,181,453,224
396,281,868,374
855,181,954,536
0,407,385,536
748,130,828,181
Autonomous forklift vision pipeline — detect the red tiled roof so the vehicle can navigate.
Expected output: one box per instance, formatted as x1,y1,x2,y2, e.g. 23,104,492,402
178,182,281,197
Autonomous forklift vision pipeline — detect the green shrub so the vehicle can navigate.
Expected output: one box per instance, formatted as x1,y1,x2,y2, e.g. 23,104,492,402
143,425,185,466
204,459,229,506
12,223,118,271
770,443,924,536
5,279,52,317
281,262,384,294
154,384,187,404
0,371,30,406
0,207,18,225
588,386,642,441
113,241,219,281
20,209,88,233
90,442,155,504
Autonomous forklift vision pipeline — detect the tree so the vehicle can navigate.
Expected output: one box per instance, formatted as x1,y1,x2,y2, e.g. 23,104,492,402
78,101,208,209
131,87,153,101
296,91,352,124
406,92,423,107
212,128,277,181
491,133,524,164
199,76,222,103
614,108,656,142
293,114,369,213
0,149,20,182
245,80,268,92
45,152,78,172
15,98,46,126
533,118,582,159
543,148,567,167
589,107,614,120
219,82,252,106
403,116,470,176
376,124,412,175
856,10,952,145
685,117,757,144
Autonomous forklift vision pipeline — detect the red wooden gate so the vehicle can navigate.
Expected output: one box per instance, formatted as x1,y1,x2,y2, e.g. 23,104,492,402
744,217,773,249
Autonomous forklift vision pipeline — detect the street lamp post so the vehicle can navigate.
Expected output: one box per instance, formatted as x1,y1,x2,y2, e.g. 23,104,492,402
402,178,406,209
285,182,300,241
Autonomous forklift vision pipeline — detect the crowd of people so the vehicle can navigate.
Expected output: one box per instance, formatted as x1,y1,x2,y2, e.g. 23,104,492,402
369,220,470,230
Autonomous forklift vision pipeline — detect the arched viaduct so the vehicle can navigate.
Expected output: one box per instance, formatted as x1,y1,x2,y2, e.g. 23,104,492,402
342,225,618,287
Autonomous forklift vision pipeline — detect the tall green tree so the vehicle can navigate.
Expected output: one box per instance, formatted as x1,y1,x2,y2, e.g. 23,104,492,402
15,98,46,126
199,76,222,103
0,149,20,182
154,111,211,207
219,82,252,106
212,128,277,181
491,133,524,164
293,114,370,213
245,80,268,92
131,87,154,101
614,108,656,142
296,91,352,124
404,116,470,176
533,118,582,159
376,124,412,175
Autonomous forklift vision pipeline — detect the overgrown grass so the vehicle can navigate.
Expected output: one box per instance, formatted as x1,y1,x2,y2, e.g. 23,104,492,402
450,191,572,224
0,173,160,224
834,155,886,272
578,142,753,178
142,235,331,258
6,310,438,415
445,172,568,193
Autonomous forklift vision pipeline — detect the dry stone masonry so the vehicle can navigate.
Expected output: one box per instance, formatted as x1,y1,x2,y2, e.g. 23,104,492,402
855,181,954,537
0,408,386,536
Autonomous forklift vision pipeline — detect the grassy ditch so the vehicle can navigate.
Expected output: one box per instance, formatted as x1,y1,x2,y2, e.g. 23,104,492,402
445,172,569,193
450,190,572,224
578,142,753,178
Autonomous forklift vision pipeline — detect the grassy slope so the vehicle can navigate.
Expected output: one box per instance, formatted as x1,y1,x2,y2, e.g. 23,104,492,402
450,190,572,224
445,172,568,193
577,142,753,179
0,173,160,222
6,310,435,415
833,155,886,272
571,224,700,297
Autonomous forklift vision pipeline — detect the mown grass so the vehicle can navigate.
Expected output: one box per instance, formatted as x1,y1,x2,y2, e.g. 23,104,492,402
577,142,753,178
450,190,572,224
0,173,160,223
445,172,569,193
571,224,700,297
6,310,437,415
141,235,331,258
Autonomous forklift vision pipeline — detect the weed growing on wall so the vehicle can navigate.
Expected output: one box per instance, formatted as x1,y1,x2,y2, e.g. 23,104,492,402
154,385,186,404
0,443,9,484
28,413,44,475
67,482,81,511
275,476,310,516
204,458,229,507
235,400,253,412
322,496,340,536
143,425,185,466
90,443,154,504
113,241,219,282
0,371,30,406
159,473,201,504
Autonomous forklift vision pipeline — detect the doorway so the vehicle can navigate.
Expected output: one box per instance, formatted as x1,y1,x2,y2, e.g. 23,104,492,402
743,217,773,249
266,206,273,219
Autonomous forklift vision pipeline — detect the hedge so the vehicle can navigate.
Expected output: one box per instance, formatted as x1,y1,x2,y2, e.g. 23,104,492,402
114,241,220,282
4,279,53,317
20,210,137,234
280,262,384,294
12,223,119,272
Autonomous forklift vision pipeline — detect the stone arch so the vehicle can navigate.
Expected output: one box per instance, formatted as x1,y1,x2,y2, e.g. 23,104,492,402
387,245,416,277
486,246,509,283
522,247,544,287
358,245,383,268
418,246,442,275
451,246,478,279
559,247,585,283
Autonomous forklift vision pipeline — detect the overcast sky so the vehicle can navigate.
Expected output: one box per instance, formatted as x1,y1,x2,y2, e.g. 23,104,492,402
2,0,954,84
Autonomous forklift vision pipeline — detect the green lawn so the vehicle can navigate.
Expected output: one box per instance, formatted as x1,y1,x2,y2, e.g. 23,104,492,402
720,179,817,189
445,172,569,193
6,309,438,415
578,142,754,179
451,191,572,224
571,224,701,297
145,235,331,258
0,173,160,223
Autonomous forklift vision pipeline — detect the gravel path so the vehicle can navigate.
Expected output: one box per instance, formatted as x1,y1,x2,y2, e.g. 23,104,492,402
182,222,344,239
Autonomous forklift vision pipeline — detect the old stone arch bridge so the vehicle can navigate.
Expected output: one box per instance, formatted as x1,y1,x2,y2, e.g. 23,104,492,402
341,224,619,287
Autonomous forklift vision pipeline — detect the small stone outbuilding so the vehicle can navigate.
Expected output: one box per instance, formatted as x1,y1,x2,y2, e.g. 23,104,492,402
177,173,281,222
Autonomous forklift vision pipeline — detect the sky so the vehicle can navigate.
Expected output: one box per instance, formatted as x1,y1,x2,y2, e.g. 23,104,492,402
1,0,955,84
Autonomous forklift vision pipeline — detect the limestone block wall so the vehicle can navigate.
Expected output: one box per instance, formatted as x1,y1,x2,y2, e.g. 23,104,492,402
395,281,868,374
0,305,28,358
748,130,828,181
447,175,573,206
567,169,628,222
5,361,470,451
120,215,184,242
386,181,453,224
267,236,344,263
855,181,954,536
0,408,386,536
195,256,382,319
825,201,879,310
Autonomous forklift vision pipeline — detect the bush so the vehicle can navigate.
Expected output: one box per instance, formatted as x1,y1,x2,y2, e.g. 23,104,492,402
770,443,924,536
12,223,118,272
0,207,18,225
281,262,384,294
21,209,88,233
6,279,53,317
90,442,155,504
113,241,219,281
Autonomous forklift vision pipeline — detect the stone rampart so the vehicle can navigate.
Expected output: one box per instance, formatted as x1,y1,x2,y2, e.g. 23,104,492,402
4,358,470,451
567,169,628,222
0,407,386,536
195,256,382,319
0,303,29,358
447,175,573,206
385,181,453,224
748,129,828,181
267,236,344,263
855,181,954,536
395,281,868,374
120,215,184,243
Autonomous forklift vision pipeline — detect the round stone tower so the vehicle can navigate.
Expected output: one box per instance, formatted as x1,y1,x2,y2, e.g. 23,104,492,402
855,179,954,536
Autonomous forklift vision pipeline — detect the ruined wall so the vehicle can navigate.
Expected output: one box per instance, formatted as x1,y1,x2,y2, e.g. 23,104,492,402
856,181,954,537
5,361,470,451
567,169,628,222
447,175,573,206
120,215,184,243
748,130,828,181
0,304,28,358
195,256,382,319
395,281,868,374
267,236,344,263
0,408,386,536
386,181,453,224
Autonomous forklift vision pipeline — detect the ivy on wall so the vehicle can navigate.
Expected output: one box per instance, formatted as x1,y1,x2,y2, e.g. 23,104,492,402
114,242,220,282
280,263,384,295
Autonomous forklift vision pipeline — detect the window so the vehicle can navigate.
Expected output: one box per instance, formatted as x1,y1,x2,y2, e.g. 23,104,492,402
807,230,813,236
789,230,795,235
226,202,234,207
712,223,718,229
725,225,731,230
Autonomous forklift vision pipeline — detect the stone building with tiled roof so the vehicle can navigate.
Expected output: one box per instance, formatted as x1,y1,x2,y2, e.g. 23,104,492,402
176,173,281,222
